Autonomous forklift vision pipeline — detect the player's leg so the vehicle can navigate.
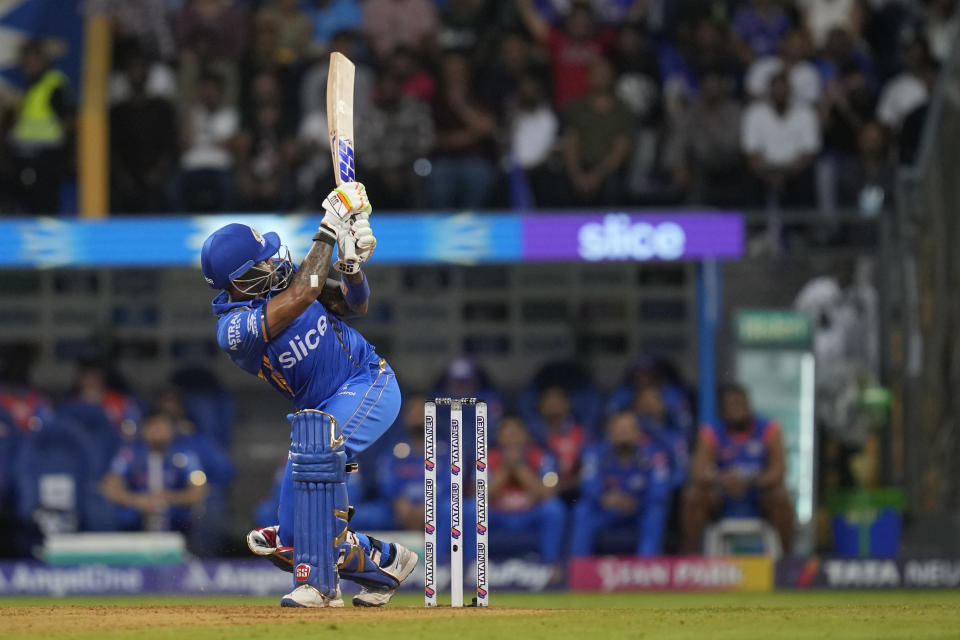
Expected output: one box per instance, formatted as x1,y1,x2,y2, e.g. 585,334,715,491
759,483,795,553
280,409,346,607
318,363,416,606
681,484,721,553
570,500,606,557
537,498,567,563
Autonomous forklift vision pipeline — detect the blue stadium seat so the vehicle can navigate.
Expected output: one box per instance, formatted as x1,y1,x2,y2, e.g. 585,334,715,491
56,401,124,476
14,416,101,534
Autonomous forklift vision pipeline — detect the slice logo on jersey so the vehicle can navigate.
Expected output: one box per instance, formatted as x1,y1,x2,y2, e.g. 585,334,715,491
424,459,435,471
451,526,461,539
451,463,460,476
295,563,311,581
424,522,435,534
277,315,329,368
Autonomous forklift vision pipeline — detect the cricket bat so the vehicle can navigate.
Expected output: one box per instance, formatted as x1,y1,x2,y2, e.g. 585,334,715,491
327,51,359,272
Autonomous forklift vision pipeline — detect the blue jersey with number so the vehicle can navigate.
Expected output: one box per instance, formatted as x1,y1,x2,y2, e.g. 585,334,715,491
212,290,380,409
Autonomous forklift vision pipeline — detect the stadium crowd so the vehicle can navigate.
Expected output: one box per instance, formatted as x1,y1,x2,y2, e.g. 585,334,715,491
0,0,955,216
0,348,794,562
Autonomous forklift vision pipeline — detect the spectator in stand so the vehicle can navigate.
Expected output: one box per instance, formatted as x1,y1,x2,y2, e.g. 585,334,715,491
633,384,689,491
922,0,958,63
876,38,936,133
682,383,794,553
305,0,363,52
0,344,52,433
488,416,566,564
731,0,793,62
479,32,542,118
108,38,177,105
797,0,863,50
514,0,615,110
531,386,586,503
817,65,877,213
837,120,895,210
570,411,671,556
174,0,250,61
561,56,633,205
357,65,435,209
742,70,821,206
607,357,694,437
428,52,499,209
746,29,823,107
390,46,437,103
176,70,239,212
506,72,561,207
362,0,438,59
1,40,74,215
438,0,498,53
100,412,208,533
110,51,178,213
665,68,744,206
256,0,313,66
93,0,177,61
815,27,877,96
69,360,142,436
176,27,240,113
234,76,297,211
240,16,302,125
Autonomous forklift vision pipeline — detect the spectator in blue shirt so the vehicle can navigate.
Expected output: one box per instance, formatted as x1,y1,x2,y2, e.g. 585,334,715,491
731,0,793,63
100,412,208,533
571,411,671,556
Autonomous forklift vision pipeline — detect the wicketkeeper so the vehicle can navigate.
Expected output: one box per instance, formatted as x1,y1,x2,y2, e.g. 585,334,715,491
200,182,416,608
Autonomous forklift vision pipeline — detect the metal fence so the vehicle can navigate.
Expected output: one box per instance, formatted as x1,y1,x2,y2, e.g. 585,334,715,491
889,33,960,518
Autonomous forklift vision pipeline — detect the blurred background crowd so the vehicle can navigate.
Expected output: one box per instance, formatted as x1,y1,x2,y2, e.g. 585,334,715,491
0,0,955,217
0,344,794,562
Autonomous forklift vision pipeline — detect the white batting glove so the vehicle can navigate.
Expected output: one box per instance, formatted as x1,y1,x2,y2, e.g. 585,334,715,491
335,218,376,273
319,182,371,241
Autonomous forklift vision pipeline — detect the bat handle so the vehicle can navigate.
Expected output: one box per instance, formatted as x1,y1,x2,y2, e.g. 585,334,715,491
340,222,360,275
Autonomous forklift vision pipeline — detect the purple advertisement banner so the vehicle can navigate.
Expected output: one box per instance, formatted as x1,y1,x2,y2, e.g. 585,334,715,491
0,559,559,596
523,212,744,262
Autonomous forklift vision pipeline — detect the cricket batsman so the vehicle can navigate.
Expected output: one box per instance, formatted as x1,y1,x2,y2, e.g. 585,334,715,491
200,182,417,608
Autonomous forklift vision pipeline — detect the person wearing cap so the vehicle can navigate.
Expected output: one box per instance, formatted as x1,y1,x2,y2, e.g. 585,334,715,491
200,182,416,608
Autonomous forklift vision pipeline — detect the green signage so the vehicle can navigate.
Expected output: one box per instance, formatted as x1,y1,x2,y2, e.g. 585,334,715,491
735,310,813,349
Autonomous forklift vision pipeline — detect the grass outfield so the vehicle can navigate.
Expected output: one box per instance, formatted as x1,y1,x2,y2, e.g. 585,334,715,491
1,591,959,639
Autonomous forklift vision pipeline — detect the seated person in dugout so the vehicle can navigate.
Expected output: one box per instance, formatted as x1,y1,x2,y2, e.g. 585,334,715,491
682,383,794,552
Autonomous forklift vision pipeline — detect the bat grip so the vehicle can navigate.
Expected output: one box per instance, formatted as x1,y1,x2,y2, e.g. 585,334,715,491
338,219,360,275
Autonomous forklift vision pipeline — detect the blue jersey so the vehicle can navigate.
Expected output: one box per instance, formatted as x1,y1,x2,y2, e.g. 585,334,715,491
580,437,670,507
701,416,778,477
212,290,381,409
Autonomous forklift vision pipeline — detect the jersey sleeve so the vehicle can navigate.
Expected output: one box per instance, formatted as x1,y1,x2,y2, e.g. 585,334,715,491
109,446,135,478
762,419,782,445
216,307,269,374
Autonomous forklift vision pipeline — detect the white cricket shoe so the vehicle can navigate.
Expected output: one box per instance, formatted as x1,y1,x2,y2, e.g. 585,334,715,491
280,584,344,608
352,543,419,607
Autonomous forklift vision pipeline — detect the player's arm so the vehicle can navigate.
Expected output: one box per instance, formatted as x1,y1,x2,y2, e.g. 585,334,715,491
264,184,365,336
514,0,550,43
689,429,718,488
318,272,370,319
754,423,786,490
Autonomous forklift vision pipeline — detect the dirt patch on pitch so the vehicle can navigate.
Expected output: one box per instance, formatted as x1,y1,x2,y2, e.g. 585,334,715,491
0,605,542,637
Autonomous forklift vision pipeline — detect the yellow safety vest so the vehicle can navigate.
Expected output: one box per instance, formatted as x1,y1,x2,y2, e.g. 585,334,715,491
12,69,67,146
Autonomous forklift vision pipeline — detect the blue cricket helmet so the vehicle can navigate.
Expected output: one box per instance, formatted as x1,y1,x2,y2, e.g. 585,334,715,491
200,223,281,289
